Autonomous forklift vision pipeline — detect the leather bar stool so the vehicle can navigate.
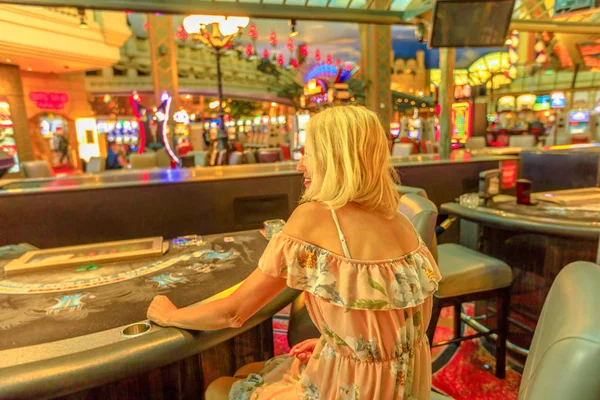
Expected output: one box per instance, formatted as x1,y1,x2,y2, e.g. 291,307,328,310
85,156,106,174
431,261,600,400
395,186,513,379
228,151,243,165
20,160,52,178
129,153,158,170
427,243,513,379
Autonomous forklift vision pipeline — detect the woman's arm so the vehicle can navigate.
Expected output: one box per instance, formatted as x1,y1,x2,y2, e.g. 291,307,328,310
147,267,287,331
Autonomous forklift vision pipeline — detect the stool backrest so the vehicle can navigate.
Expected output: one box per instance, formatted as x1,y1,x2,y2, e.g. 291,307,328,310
392,143,413,157
188,151,209,167
229,151,243,165
20,161,52,178
129,153,157,170
496,134,510,146
155,147,172,168
258,150,281,163
243,150,257,164
216,149,228,165
85,156,106,174
465,137,486,149
425,140,435,154
208,149,217,166
519,261,600,400
397,193,438,255
509,134,535,148
394,184,429,199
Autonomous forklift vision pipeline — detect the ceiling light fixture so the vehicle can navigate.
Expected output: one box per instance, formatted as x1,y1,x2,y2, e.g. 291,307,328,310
289,19,299,37
78,8,88,29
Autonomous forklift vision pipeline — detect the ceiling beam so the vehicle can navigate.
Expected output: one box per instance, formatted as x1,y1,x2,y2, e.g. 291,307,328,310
2,0,411,24
510,18,600,34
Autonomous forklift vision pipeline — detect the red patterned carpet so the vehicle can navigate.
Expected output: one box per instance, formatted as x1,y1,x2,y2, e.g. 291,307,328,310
273,303,522,399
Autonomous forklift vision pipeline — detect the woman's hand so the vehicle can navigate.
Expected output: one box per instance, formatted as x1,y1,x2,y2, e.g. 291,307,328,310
289,338,319,364
147,295,178,327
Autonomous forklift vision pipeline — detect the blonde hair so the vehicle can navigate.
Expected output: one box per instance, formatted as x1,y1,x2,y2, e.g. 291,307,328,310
301,105,400,218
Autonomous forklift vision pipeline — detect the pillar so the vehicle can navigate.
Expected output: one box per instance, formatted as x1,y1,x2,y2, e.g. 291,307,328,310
0,63,34,176
438,48,455,159
359,9,392,137
147,14,180,108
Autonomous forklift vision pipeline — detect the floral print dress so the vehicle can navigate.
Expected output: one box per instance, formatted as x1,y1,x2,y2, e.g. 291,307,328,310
230,225,441,400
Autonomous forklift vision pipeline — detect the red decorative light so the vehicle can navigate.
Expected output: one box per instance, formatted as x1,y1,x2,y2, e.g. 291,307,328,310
291,58,299,69
248,24,259,40
277,54,284,66
269,32,278,47
246,44,254,57
286,38,295,52
299,44,309,57
175,24,189,40
143,23,149,30
262,49,270,59
29,92,69,110
315,49,321,62
326,54,333,65
336,58,342,66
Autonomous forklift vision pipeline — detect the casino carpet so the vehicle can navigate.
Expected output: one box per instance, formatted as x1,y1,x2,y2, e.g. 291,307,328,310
272,303,522,399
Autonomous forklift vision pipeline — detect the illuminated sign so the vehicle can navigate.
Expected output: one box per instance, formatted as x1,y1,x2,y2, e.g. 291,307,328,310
451,101,473,144
497,96,516,112
29,92,69,110
304,79,327,96
454,85,472,99
569,111,590,123
173,110,190,124
500,160,518,190
550,92,566,108
516,94,536,111
573,91,589,108
533,95,550,111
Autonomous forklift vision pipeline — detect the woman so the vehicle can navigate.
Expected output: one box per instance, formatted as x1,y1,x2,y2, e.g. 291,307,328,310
147,105,441,399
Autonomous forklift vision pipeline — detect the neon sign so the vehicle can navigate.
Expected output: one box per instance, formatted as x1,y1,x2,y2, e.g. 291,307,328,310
451,101,473,144
304,79,327,96
173,110,189,124
29,92,69,110
454,85,472,99
550,92,566,108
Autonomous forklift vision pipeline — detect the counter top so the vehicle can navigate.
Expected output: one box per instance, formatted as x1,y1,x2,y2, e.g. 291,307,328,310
441,192,600,239
0,154,517,196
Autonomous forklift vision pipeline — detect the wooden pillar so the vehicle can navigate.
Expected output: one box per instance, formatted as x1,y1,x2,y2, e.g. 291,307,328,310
0,63,34,176
438,48,455,159
359,11,392,137
147,14,180,108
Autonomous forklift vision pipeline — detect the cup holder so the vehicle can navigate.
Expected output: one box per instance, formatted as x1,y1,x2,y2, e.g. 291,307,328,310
121,322,152,338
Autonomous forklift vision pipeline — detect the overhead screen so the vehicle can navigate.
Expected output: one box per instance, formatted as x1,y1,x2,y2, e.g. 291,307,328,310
429,0,516,48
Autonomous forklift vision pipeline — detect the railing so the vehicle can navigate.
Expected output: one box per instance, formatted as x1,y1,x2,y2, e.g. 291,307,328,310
85,36,298,102
490,62,600,95
43,7,80,18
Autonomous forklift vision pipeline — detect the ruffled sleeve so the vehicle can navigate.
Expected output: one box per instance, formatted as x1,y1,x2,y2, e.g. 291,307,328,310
259,232,441,311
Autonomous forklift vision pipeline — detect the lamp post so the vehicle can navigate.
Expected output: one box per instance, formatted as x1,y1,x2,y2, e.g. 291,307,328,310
183,15,249,151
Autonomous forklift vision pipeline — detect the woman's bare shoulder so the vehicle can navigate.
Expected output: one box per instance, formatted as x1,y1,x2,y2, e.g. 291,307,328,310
283,202,332,239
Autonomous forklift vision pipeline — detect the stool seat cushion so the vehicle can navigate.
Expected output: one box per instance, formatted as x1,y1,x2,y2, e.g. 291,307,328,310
436,244,513,298
430,391,453,400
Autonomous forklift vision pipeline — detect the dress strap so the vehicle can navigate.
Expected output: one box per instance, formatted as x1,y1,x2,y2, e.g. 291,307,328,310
330,209,352,259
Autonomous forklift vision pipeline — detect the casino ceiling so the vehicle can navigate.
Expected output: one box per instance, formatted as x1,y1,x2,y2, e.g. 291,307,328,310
4,0,600,33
